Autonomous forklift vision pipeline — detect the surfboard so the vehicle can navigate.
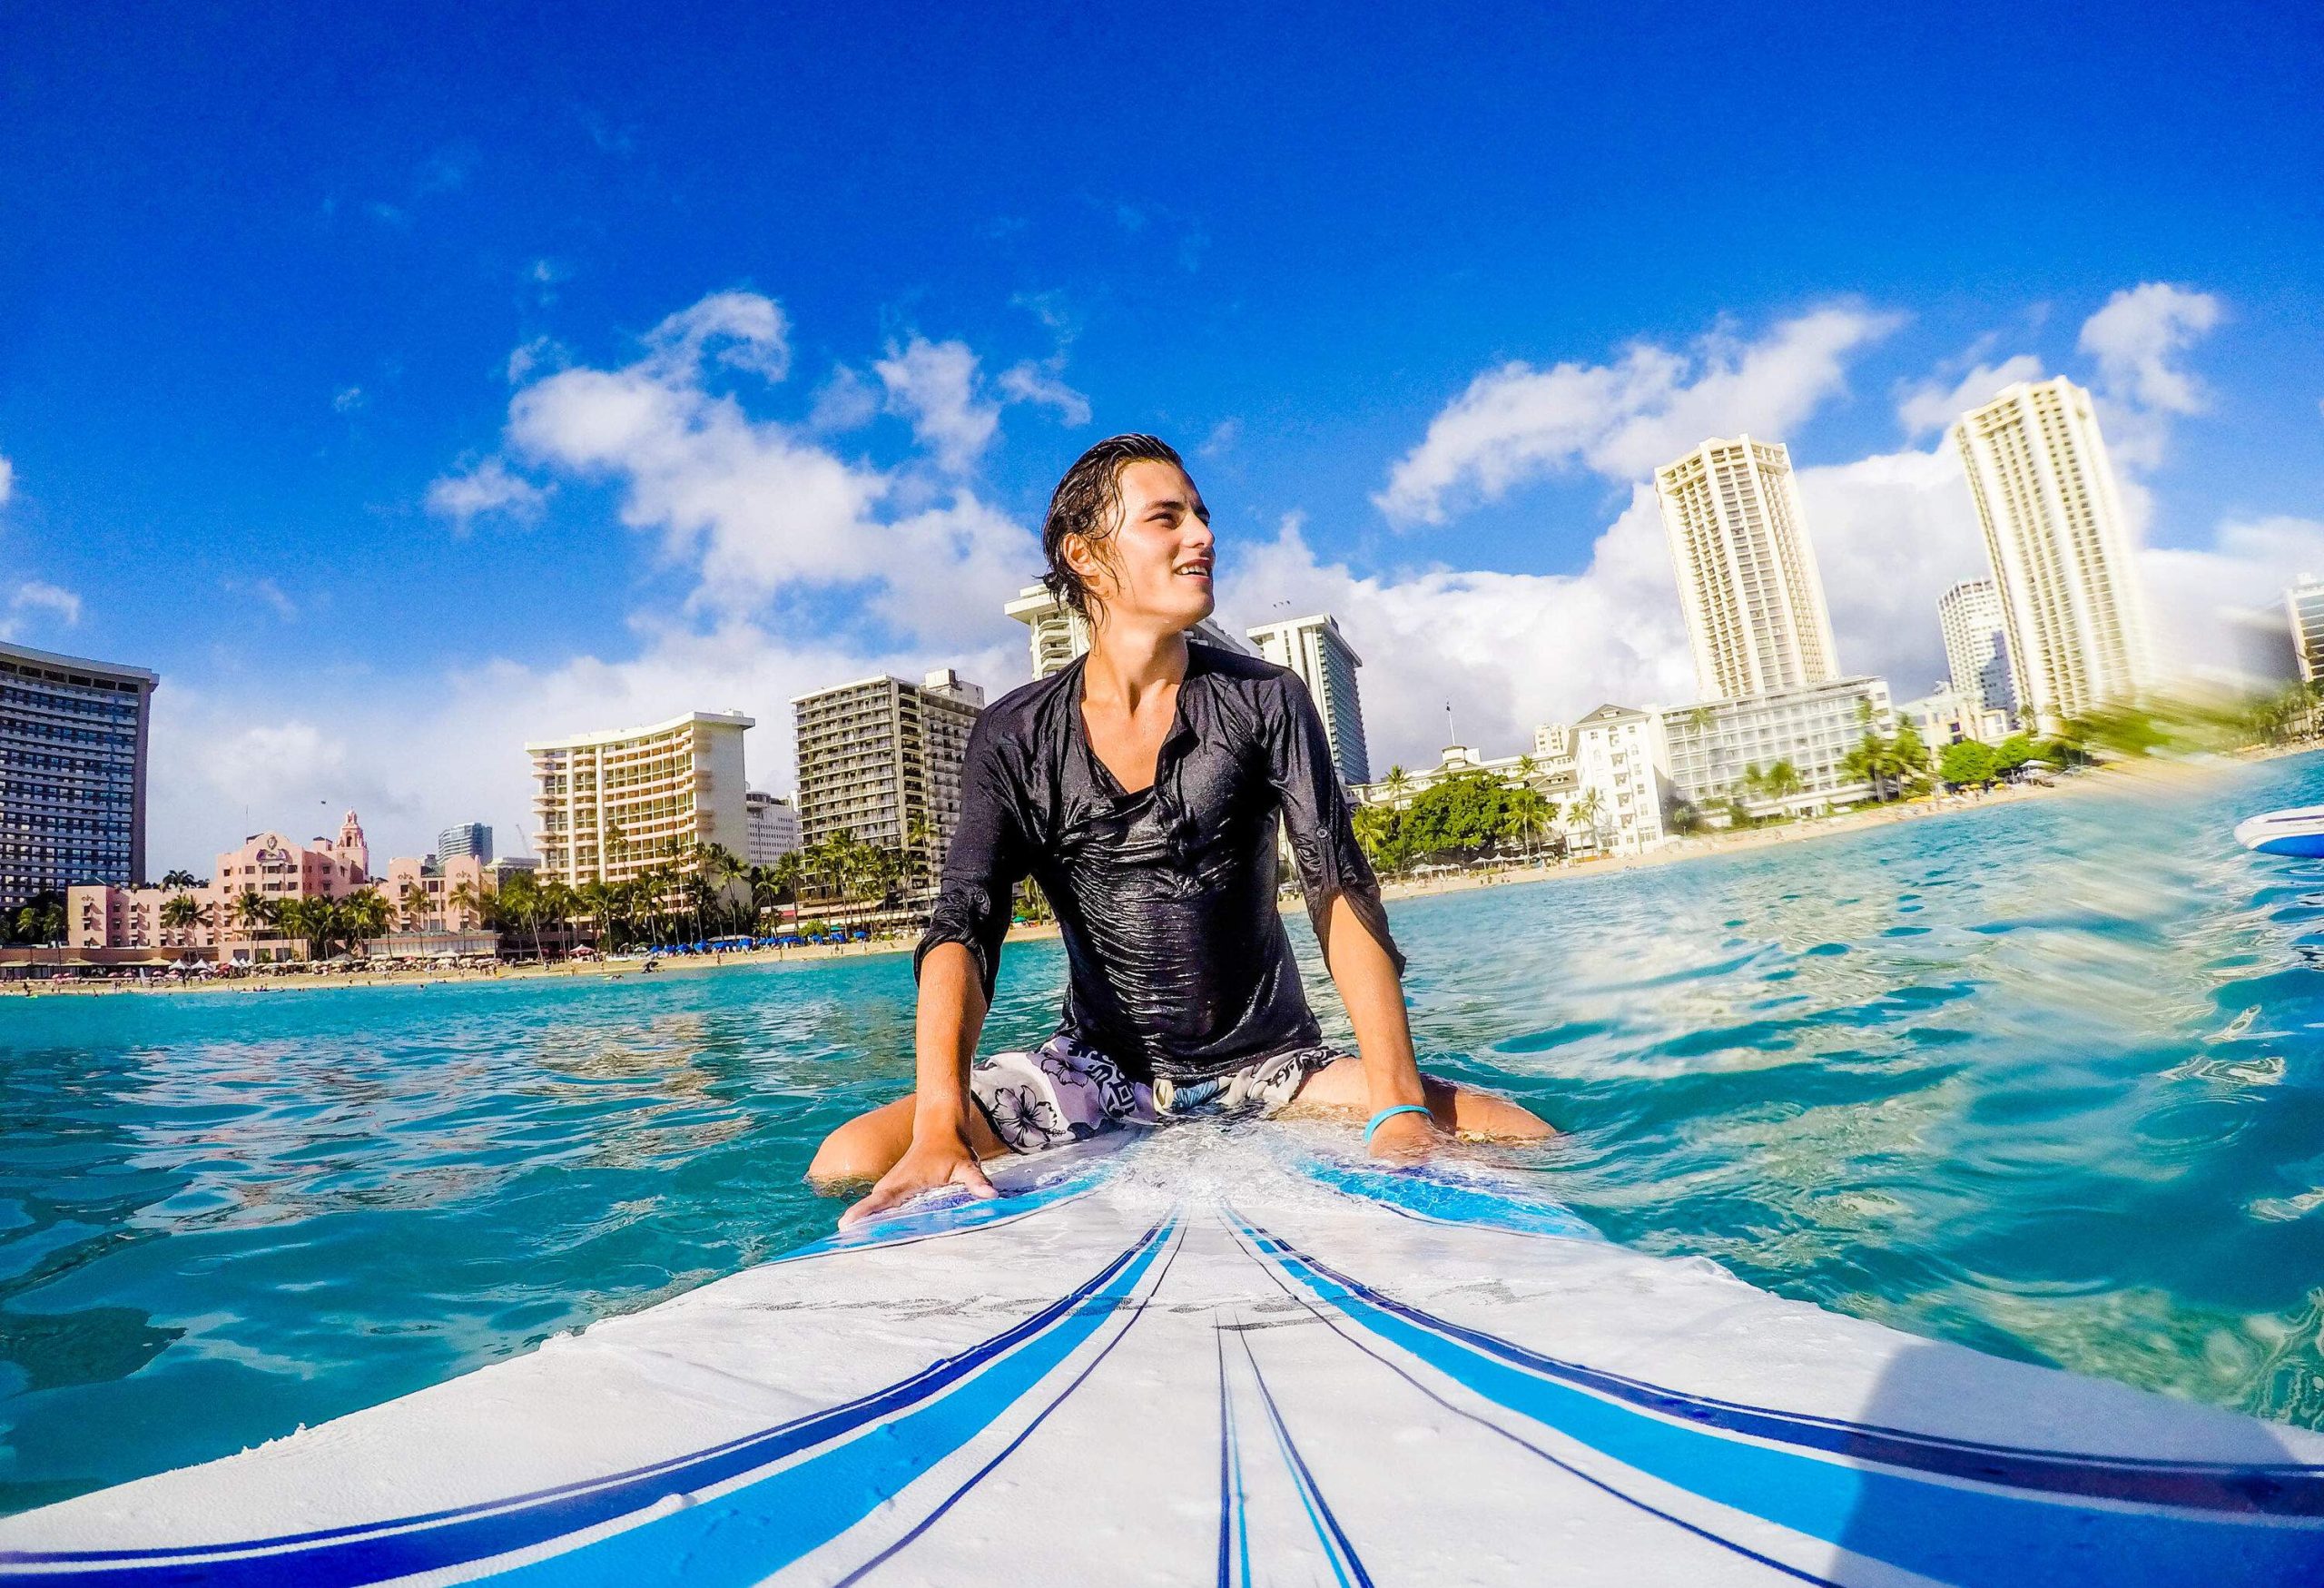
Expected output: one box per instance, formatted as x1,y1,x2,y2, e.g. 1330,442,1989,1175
3,1126,2318,1586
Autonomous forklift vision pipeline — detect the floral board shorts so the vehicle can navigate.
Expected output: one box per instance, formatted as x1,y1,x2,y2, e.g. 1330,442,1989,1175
968,1033,1348,1155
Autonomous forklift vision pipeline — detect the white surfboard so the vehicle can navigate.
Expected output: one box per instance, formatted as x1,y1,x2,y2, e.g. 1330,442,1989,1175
2,1127,2318,1586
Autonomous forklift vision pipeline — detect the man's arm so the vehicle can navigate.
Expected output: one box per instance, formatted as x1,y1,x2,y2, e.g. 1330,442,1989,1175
1318,893,1443,1158
841,942,997,1227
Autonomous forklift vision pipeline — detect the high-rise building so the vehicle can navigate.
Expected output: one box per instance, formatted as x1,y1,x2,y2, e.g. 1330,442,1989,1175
1245,613,1372,787
1653,438,1841,702
792,670,984,884
1953,377,2152,725
1003,583,1251,680
1938,579,2016,715
2287,579,2324,685
437,822,494,864
527,711,754,887
1,639,159,909
745,788,803,865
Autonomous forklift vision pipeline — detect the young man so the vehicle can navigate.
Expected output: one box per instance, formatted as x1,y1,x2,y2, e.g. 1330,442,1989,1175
811,435,1551,1226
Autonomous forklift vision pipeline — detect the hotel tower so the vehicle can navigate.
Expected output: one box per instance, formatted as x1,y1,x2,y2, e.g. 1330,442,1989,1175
1245,613,1372,787
527,711,754,887
1653,438,1841,703
1938,578,2016,716
1952,377,2151,726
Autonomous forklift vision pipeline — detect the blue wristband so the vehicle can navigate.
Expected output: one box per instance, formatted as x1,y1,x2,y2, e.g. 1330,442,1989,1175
1364,1104,1433,1147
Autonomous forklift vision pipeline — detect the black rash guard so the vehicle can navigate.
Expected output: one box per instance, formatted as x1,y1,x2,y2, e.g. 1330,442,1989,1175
914,642,1405,1086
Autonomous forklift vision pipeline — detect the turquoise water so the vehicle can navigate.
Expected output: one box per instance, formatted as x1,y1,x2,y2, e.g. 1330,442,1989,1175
7,756,2324,1514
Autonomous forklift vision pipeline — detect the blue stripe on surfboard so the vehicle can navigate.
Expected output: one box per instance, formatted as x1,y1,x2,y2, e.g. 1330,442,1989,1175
485,1215,1178,1586
1234,1327,1374,1588
1253,1220,2324,1517
1295,1155,1602,1243
1217,1213,1837,1585
1238,1217,2324,1587
828,1222,1190,1586
1214,1327,1237,1588
0,1219,1171,1587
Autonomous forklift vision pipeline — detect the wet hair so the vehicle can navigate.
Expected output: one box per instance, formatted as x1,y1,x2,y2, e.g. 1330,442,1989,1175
1040,433,1192,620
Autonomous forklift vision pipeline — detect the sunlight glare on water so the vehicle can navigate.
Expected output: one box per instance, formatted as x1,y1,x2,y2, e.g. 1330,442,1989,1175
5,755,2324,1512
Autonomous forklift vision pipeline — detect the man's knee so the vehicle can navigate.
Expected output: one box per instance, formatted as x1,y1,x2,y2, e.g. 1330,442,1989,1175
807,1115,892,1190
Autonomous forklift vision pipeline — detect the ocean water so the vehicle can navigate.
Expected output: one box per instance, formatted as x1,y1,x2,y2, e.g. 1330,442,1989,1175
6,755,2324,1514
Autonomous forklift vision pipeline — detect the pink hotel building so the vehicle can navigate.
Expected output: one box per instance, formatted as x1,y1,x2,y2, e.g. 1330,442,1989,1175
70,811,497,962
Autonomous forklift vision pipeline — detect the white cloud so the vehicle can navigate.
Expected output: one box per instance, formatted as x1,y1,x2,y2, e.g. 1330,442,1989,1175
332,386,367,414
1377,305,1904,525
646,291,791,382
0,452,12,506
2143,517,2324,685
1795,444,1989,692
425,457,550,530
808,366,880,431
252,578,299,622
997,360,1092,426
498,293,1040,631
1896,354,2043,438
875,337,999,472
1,581,84,641
1217,500,1698,763
2079,283,2222,419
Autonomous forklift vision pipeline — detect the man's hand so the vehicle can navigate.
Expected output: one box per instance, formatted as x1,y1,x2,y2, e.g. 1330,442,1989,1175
1366,1107,1447,1160
840,1122,998,1229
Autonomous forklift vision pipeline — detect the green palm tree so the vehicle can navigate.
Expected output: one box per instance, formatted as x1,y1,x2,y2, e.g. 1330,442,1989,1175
341,888,389,951
444,879,485,931
1383,764,1413,804
161,868,200,890
1764,759,1804,807
158,892,212,942
230,889,277,939
398,881,433,932
1567,788,1606,851
1503,786,1555,859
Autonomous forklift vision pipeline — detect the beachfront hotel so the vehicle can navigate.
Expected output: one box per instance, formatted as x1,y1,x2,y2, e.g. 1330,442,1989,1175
792,671,983,883
1571,705,1675,853
2287,578,2324,685
1953,378,2152,727
1938,579,2017,716
1003,582,1250,679
2,638,159,910
745,787,802,865
71,811,374,962
1246,613,1372,787
527,711,754,887
1653,438,1842,703
1358,740,1578,812
1897,681,2012,748
1659,677,1896,819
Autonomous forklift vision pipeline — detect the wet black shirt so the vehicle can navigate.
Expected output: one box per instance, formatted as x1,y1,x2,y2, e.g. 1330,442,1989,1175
914,643,1404,1084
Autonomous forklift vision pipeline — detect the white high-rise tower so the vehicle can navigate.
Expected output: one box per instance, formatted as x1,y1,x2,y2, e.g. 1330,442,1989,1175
1246,613,1372,787
1952,377,2151,726
1938,578,2016,715
1653,438,1840,702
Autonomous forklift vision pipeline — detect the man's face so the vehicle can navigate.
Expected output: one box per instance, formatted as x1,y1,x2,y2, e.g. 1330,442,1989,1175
1073,459,1216,632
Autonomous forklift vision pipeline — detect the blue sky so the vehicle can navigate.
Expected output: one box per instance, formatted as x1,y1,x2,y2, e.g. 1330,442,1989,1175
4,2,2319,869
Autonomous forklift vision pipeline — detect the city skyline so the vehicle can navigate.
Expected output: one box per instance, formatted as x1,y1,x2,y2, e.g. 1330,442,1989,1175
4,10,2318,871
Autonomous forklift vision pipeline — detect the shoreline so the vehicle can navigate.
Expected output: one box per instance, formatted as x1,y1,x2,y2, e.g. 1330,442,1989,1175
20,744,2313,998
